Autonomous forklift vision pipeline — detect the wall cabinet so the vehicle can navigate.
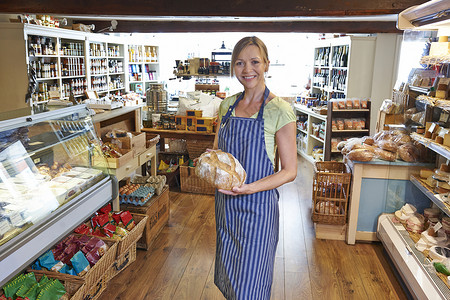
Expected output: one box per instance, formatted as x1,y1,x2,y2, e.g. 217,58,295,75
127,44,159,94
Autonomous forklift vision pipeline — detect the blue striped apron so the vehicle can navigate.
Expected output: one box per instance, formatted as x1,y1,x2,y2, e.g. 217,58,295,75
214,87,279,300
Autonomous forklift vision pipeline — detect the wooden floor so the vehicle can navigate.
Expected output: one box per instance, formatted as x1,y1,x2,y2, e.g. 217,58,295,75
100,156,408,300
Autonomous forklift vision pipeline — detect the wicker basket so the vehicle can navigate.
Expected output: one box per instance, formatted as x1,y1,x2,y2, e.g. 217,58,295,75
180,161,215,195
311,161,351,225
146,133,160,148
107,243,137,280
27,237,117,299
186,139,213,159
91,213,147,258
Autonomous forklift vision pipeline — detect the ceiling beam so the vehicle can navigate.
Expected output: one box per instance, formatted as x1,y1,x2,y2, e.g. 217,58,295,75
83,20,402,33
0,0,428,17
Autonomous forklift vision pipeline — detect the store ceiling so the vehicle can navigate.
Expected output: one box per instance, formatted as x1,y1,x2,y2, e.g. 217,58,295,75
0,0,429,33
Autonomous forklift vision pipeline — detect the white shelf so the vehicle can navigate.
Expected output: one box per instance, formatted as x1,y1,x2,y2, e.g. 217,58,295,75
108,56,124,59
36,77,60,81
60,55,84,58
310,134,325,143
90,73,108,77
109,72,125,75
297,127,308,135
61,75,86,79
297,149,316,164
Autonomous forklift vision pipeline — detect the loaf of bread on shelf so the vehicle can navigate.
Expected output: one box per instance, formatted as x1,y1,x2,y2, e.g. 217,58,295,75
374,148,396,161
346,149,374,162
398,143,419,162
195,150,246,190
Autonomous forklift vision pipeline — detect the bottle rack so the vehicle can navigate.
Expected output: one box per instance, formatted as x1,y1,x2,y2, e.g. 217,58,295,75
127,44,159,94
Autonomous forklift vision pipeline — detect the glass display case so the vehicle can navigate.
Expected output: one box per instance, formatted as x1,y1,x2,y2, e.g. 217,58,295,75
0,104,117,286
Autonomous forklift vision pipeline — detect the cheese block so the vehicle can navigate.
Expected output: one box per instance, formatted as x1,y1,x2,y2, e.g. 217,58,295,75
195,150,246,190
430,42,450,56
419,169,434,179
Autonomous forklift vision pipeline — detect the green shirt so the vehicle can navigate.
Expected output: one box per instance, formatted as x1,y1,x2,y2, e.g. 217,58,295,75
218,93,296,165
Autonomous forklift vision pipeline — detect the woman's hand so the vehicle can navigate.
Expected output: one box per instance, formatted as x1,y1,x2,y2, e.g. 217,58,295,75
218,183,253,196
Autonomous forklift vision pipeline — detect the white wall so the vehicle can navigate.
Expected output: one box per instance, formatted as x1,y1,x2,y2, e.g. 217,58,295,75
130,32,317,98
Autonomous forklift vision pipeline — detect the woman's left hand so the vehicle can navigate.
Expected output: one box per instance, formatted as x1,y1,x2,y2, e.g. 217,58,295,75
218,183,253,196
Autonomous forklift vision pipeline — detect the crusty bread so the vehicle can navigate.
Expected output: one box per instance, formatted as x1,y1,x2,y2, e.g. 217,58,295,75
195,150,246,190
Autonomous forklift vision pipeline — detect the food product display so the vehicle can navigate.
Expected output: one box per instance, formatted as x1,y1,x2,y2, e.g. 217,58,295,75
1,272,66,300
195,150,246,190
119,184,155,206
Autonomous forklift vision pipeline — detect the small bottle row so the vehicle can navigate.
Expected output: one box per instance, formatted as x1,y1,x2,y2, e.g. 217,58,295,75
90,59,108,75
109,60,124,73
109,77,124,90
35,82,58,102
28,35,56,56
30,59,58,78
61,58,85,77
91,76,107,91
60,42,84,56
62,79,87,98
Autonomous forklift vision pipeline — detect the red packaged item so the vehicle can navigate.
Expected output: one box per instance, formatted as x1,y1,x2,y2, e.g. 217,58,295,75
82,237,108,256
0,295,8,300
102,223,116,238
92,214,110,228
119,211,135,230
112,212,122,225
91,228,106,237
74,224,92,235
85,248,101,266
97,203,112,215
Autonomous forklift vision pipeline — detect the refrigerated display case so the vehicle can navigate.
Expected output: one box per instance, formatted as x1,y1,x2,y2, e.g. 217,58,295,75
0,104,117,286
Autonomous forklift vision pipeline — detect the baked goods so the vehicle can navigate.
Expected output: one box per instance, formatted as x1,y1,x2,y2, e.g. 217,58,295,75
377,140,398,153
195,150,246,190
347,149,374,162
374,148,396,162
398,143,419,162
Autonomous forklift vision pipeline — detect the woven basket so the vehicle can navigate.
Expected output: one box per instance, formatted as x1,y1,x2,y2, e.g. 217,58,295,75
107,243,137,281
91,213,147,258
311,161,351,225
180,162,215,195
186,139,213,159
28,237,117,299
146,133,160,148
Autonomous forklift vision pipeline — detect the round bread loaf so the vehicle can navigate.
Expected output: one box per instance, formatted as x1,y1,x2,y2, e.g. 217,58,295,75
195,150,247,190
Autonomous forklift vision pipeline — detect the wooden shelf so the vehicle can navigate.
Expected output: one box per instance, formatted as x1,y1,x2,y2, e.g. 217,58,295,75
332,109,370,112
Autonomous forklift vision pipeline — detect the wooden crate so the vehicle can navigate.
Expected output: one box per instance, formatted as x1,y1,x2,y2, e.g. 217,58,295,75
121,186,170,250
180,162,215,195
93,148,133,169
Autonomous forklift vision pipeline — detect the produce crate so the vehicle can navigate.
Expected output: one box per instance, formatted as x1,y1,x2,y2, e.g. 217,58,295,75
107,243,137,280
186,139,214,159
312,161,351,225
180,161,215,195
93,148,133,169
27,237,117,300
121,186,170,250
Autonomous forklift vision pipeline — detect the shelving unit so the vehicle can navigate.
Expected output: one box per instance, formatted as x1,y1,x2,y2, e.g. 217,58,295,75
325,101,371,160
294,103,327,163
126,44,159,94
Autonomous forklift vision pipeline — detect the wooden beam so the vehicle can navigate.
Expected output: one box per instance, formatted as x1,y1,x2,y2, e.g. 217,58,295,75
0,0,428,17
78,20,402,34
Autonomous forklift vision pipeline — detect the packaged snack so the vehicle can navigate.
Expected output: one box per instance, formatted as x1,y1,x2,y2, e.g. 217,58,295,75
22,282,39,300
31,260,42,270
85,248,102,266
337,119,345,131
70,251,91,276
119,211,135,231
344,119,353,130
102,223,116,238
331,120,337,131
74,224,92,235
50,261,64,272
3,273,36,298
97,203,112,215
37,251,58,270
59,264,77,275
346,99,353,109
36,279,66,300
353,99,360,109
82,237,108,256
91,214,109,228
332,100,339,110
361,99,369,109
338,100,346,109
91,228,105,237
14,274,38,298
115,226,128,238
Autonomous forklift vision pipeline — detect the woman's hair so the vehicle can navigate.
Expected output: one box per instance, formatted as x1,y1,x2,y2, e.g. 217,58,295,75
231,36,269,76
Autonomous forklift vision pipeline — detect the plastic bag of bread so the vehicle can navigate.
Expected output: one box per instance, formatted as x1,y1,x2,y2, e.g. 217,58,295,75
377,139,398,153
374,148,396,162
347,149,375,162
398,143,420,162
362,136,374,145
195,150,247,190
373,130,393,143
340,138,363,154
393,133,411,145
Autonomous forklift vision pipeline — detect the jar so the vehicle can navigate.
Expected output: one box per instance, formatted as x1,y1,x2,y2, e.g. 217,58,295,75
146,84,168,113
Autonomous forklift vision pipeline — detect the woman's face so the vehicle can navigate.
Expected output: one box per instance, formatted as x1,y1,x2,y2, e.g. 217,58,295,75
234,45,268,90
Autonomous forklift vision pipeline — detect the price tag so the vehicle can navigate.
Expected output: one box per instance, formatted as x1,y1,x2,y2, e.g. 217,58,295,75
428,123,437,133
434,222,443,232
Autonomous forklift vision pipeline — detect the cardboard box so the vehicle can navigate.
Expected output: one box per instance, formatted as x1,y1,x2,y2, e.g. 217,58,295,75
175,116,187,130
196,117,216,126
196,125,213,133
186,110,202,118
186,116,197,131
376,111,404,132
104,132,146,156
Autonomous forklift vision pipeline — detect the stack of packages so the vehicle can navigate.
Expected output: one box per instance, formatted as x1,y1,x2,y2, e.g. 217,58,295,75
30,235,109,276
340,129,425,163
1,273,65,300
74,204,135,239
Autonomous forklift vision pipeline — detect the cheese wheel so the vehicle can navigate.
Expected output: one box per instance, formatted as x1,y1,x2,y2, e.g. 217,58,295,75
195,150,247,190
419,169,434,179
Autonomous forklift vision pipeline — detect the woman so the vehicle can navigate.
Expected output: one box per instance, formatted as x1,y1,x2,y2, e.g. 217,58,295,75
213,36,297,299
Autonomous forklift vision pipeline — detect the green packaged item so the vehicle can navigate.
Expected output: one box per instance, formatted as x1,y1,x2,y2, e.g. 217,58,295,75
434,262,450,276
16,275,38,297
36,279,65,300
38,275,50,287
22,282,40,300
3,272,36,298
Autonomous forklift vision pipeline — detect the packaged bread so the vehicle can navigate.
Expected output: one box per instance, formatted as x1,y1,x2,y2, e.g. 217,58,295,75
398,143,419,162
374,148,396,162
377,139,398,153
195,150,246,190
393,134,411,145
347,149,375,162
362,136,374,145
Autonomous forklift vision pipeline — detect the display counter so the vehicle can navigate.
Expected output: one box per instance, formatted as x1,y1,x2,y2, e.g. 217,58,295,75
346,158,434,244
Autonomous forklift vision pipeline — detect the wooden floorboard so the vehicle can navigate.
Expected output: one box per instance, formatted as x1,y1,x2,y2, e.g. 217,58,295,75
99,156,407,300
